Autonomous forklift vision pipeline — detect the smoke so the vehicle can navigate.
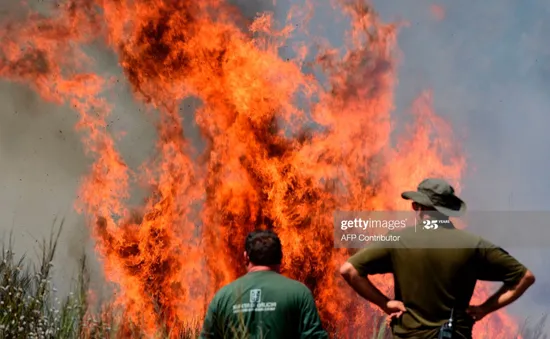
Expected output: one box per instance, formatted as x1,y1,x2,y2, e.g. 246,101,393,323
0,0,156,298
0,77,89,285
0,0,95,290
229,0,275,19
0,0,547,333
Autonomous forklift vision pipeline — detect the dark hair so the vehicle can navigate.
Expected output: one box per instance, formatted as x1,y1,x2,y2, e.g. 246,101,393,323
244,230,283,266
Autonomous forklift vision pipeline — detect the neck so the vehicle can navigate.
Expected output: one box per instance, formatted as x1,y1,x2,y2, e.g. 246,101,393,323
247,265,279,273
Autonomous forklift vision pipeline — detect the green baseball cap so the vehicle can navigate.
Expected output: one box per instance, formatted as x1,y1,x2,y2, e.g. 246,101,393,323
401,178,466,217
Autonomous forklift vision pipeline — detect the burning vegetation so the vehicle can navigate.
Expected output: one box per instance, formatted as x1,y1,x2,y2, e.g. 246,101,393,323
0,0,523,337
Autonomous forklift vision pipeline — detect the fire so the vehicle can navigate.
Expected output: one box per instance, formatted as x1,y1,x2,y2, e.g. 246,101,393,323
0,0,522,338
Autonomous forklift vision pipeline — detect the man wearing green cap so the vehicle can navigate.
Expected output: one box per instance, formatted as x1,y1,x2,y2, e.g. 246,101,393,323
339,178,536,338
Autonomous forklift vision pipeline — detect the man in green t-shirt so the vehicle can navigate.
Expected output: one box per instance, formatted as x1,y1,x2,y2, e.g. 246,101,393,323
200,230,329,339
339,178,536,339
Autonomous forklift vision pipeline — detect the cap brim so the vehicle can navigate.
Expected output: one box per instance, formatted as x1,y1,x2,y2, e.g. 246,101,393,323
402,191,467,217
401,191,434,207
434,199,467,217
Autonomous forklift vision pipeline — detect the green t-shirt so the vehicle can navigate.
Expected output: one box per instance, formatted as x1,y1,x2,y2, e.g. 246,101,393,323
200,270,329,339
347,223,528,339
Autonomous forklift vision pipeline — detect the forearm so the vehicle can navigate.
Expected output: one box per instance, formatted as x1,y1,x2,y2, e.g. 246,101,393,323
481,270,535,313
340,263,389,310
350,275,389,309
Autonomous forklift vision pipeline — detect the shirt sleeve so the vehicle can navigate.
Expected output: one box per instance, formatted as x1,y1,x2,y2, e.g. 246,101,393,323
199,293,223,339
475,238,528,286
298,288,329,339
346,241,393,276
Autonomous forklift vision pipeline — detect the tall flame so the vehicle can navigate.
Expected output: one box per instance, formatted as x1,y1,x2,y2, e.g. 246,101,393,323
0,0,521,337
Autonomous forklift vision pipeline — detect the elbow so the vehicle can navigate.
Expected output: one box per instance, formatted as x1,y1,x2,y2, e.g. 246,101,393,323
524,270,536,286
339,262,356,280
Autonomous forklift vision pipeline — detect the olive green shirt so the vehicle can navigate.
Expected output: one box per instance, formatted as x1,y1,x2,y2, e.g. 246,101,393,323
348,223,528,339
200,270,329,339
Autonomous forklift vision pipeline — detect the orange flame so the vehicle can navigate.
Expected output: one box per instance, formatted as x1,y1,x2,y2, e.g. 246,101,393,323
0,0,522,337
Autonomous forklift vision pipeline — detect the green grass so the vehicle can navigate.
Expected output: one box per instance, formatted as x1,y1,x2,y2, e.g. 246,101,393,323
0,219,546,338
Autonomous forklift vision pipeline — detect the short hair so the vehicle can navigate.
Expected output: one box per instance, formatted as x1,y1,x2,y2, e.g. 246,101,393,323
244,230,283,266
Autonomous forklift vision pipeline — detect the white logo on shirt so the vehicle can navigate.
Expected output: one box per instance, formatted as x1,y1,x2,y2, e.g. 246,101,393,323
233,289,277,313
250,289,261,303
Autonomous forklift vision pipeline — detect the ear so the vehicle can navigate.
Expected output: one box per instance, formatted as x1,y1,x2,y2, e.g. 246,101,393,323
244,251,249,263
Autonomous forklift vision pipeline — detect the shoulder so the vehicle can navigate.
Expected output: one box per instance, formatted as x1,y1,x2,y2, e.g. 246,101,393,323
277,275,313,296
388,225,417,236
210,278,244,303
450,227,484,241
278,274,310,289
454,230,499,249
384,225,418,245
454,231,516,258
209,284,229,305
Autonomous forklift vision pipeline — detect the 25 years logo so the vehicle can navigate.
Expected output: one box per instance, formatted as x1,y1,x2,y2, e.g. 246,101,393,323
423,219,438,230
